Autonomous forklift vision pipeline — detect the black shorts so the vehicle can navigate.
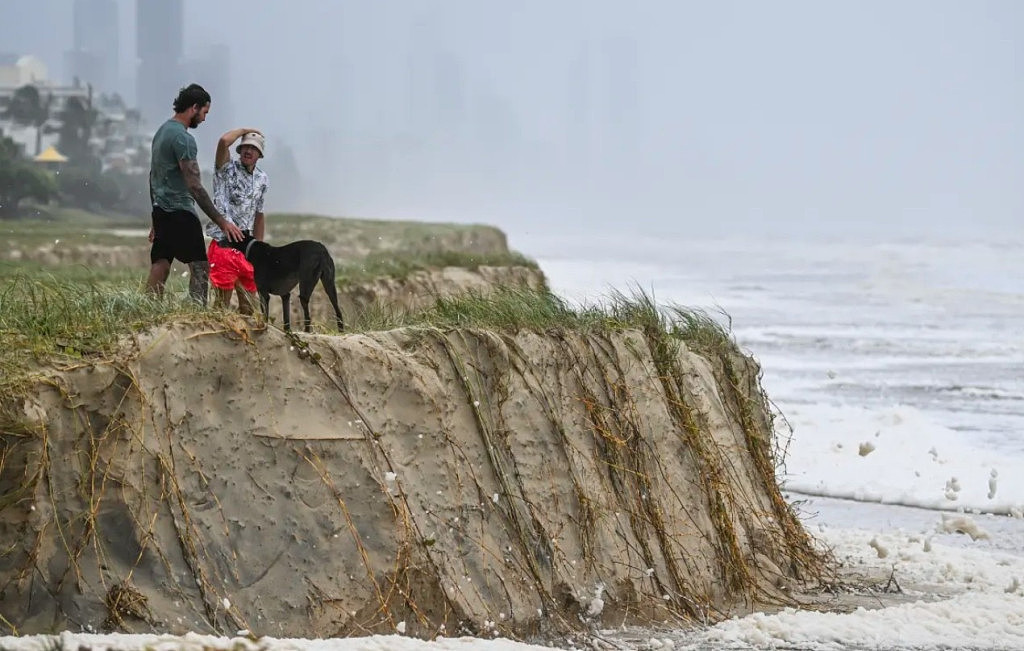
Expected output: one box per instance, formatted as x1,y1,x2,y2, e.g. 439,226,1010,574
150,207,208,264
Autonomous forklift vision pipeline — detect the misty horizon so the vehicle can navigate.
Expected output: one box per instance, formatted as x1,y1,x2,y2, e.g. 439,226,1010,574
2,1,1021,242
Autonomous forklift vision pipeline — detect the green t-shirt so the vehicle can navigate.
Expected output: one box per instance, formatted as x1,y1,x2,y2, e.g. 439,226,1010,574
149,119,197,213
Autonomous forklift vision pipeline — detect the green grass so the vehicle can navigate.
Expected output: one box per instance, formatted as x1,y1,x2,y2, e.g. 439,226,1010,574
1,203,146,246
337,249,539,283
1,239,537,288
0,275,736,398
270,212,500,242
0,260,145,285
5,203,145,225
0,207,720,396
1,205,502,250
0,273,202,393
0,246,538,289
2,220,147,250
2,207,531,280
268,213,514,261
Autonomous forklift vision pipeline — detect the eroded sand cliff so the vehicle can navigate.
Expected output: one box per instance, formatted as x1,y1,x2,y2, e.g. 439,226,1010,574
0,320,824,640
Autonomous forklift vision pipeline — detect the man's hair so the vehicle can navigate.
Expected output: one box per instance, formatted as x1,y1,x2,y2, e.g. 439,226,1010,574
172,83,211,113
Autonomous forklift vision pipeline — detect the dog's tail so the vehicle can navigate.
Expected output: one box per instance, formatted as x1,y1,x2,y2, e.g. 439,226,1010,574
319,256,345,332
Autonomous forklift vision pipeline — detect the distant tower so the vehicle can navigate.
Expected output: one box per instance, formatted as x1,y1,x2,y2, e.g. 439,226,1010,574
66,0,119,92
136,0,184,126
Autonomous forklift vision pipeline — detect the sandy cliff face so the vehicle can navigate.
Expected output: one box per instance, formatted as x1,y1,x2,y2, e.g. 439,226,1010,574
0,321,823,640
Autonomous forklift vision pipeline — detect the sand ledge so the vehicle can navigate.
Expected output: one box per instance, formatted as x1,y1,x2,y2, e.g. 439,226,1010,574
0,320,825,640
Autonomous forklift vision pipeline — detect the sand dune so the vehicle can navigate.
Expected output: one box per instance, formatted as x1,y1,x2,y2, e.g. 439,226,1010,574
0,319,823,640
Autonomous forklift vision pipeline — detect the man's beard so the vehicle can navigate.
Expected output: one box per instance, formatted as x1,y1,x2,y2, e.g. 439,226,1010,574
189,116,201,128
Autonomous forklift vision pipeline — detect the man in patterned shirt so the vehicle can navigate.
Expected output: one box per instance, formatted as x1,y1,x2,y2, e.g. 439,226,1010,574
207,128,269,314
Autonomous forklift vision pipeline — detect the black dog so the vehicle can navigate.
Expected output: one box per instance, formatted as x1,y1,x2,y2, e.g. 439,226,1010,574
228,236,345,333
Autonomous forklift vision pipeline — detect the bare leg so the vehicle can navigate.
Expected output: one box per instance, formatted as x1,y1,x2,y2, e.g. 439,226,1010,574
188,261,210,306
146,260,171,298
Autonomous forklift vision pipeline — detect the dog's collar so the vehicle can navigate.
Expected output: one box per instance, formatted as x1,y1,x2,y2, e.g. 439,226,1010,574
244,238,258,259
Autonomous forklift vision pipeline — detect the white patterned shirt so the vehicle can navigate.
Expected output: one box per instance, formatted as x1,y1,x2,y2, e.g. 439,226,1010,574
207,159,269,239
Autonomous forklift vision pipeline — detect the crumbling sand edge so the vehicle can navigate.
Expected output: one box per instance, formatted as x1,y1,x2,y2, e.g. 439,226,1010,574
0,321,827,640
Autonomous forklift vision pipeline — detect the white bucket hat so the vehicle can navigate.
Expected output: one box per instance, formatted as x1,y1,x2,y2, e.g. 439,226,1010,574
237,132,265,158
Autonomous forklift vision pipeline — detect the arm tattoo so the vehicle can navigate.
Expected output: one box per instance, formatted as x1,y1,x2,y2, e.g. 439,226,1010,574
181,159,222,222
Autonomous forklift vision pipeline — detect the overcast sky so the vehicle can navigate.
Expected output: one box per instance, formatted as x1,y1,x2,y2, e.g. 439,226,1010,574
2,1,1021,241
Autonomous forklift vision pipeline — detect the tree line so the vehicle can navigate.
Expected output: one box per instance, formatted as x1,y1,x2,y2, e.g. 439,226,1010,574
0,84,150,219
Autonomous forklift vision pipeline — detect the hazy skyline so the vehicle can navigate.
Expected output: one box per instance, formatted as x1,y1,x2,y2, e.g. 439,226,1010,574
1,1,1021,242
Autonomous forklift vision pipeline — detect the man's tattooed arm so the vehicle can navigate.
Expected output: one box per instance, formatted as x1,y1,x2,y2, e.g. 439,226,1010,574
179,159,223,224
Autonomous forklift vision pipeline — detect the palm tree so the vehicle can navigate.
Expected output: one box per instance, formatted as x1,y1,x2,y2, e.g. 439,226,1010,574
57,96,98,163
2,84,53,156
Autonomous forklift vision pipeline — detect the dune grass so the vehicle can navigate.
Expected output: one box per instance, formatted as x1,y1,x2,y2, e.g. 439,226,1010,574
335,249,539,284
1,247,539,296
270,212,503,245
0,260,145,285
368,285,731,345
3,207,538,286
0,274,737,398
0,273,201,395
2,204,147,249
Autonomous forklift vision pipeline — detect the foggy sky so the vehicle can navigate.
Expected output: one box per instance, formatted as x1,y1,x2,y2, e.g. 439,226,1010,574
2,1,1021,242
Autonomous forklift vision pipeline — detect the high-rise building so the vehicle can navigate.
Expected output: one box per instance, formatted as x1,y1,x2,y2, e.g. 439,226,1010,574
136,0,184,126
66,0,120,93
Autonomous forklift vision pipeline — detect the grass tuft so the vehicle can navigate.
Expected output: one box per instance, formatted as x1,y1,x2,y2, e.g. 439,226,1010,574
344,285,599,333
0,273,202,395
345,284,735,347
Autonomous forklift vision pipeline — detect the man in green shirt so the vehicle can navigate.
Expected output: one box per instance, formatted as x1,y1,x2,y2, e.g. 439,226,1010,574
146,83,243,303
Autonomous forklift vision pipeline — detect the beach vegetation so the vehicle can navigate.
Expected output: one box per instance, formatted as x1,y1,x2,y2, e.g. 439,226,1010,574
0,276,724,397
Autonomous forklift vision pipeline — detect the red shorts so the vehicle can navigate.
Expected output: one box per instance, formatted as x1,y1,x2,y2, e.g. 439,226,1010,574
208,240,257,292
